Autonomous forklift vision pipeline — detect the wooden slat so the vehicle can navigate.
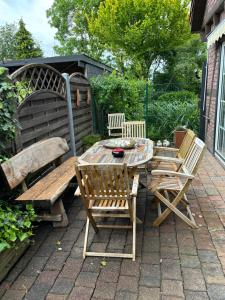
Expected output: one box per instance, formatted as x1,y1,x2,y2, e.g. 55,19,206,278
1,137,69,189
122,121,146,138
16,156,77,203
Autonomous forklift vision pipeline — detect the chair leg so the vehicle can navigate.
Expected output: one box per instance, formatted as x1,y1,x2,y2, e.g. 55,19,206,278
153,191,198,229
83,217,90,259
132,197,136,261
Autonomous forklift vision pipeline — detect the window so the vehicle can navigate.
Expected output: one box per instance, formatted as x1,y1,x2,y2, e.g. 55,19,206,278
215,43,225,160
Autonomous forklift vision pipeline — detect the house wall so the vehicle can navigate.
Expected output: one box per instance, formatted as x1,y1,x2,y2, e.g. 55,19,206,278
203,0,225,153
205,43,221,153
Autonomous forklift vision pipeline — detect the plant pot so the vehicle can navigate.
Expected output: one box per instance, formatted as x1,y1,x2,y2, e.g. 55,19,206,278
0,240,30,283
174,130,187,148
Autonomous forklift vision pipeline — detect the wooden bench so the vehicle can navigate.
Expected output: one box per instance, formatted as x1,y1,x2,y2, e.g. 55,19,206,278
0,137,77,227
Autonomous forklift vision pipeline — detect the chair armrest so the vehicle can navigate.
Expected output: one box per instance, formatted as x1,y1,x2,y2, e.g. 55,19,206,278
74,178,86,197
154,146,179,152
152,156,184,164
74,186,81,196
131,174,139,196
152,169,194,179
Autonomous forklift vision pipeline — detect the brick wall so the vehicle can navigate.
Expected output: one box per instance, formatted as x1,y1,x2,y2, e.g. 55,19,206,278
205,43,221,153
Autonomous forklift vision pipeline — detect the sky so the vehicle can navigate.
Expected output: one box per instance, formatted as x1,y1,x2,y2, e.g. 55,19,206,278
0,0,57,57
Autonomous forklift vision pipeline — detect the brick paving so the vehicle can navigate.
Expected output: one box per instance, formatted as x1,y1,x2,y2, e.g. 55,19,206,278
1,150,225,299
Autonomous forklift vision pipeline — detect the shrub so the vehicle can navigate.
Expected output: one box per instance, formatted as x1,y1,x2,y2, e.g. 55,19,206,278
0,203,36,252
82,134,102,149
90,73,146,131
0,67,17,158
147,99,199,141
157,91,198,103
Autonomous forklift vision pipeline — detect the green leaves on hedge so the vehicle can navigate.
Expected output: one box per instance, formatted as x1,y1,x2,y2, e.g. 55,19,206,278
90,73,145,120
147,97,199,141
0,67,17,157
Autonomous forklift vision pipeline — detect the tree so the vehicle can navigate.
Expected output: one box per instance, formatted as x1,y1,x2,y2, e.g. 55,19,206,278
15,19,43,59
47,0,104,59
153,35,207,94
0,23,17,61
88,0,191,78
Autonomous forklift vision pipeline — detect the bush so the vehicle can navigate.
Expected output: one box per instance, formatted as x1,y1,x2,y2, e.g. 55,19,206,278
0,67,17,157
82,134,102,149
0,203,36,252
147,99,199,141
157,91,198,103
90,73,146,132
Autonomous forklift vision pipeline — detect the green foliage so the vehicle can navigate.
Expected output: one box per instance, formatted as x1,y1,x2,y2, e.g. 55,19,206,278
47,0,103,59
82,134,102,149
157,91,198,104
147,98,199,141
153,35,207,94
0,23,17,61
15,19,43,59
0,203,36,252
15,81,33,103
0,67,17,154
90,73,145,120
89,0,191,78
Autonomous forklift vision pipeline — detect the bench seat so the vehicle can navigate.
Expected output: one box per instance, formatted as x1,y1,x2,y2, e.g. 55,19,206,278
16,156,77,205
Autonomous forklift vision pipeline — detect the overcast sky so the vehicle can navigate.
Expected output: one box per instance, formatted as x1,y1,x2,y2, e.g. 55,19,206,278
0,0,57,57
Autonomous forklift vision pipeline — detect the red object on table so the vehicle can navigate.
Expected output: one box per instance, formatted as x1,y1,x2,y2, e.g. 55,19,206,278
112,147,124,157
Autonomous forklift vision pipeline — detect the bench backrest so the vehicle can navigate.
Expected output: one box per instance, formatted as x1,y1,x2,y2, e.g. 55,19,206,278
108,113,125,129
1,137,69,189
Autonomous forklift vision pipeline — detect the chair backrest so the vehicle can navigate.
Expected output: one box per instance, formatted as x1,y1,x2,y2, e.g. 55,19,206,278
108,113,125,129
178,129,196,159
122,121,146,138
0,137,69,189
75,163,130,205
181,137,205,176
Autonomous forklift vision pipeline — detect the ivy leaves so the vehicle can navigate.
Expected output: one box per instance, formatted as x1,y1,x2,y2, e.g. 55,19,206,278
0,204,36,252
0,67,17,156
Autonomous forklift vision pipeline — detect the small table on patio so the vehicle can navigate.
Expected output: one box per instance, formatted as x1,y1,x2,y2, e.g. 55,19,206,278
78,137,154,169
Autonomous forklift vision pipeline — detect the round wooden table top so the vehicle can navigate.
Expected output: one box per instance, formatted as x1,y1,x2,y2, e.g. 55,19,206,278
78,138,153,167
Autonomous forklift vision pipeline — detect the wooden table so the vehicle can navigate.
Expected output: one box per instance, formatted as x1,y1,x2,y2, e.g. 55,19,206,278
78,138,153,168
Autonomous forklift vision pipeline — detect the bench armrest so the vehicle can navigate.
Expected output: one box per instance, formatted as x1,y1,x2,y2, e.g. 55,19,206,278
131,174,139,196
152,169,194,179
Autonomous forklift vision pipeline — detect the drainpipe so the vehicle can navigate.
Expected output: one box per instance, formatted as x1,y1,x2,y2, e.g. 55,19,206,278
62,73,76,156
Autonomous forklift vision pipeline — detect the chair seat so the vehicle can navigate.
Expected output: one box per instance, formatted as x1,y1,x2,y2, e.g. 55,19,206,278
89,198,129,210
149,176,183,192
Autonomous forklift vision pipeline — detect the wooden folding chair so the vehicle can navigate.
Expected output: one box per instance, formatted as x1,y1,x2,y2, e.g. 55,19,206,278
75,163,139,260
107,113,125,136
148,137,205,228
151,129,196,171
122,121,146,138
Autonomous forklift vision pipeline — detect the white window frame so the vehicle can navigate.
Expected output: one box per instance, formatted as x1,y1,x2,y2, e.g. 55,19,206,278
215,42,225,162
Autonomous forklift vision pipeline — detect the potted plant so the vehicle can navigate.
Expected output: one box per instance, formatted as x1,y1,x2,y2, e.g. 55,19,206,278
173,125,187,148
0,203,36,282
82,134,102,151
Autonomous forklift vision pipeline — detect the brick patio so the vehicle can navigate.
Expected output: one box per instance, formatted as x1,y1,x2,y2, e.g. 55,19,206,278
1,150,225,300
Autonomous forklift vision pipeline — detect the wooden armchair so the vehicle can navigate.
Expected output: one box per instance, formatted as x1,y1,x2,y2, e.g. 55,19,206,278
148,137,205,228
151,129,196,171
122,121,146,138
75,163,139,260
107,113,125,137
